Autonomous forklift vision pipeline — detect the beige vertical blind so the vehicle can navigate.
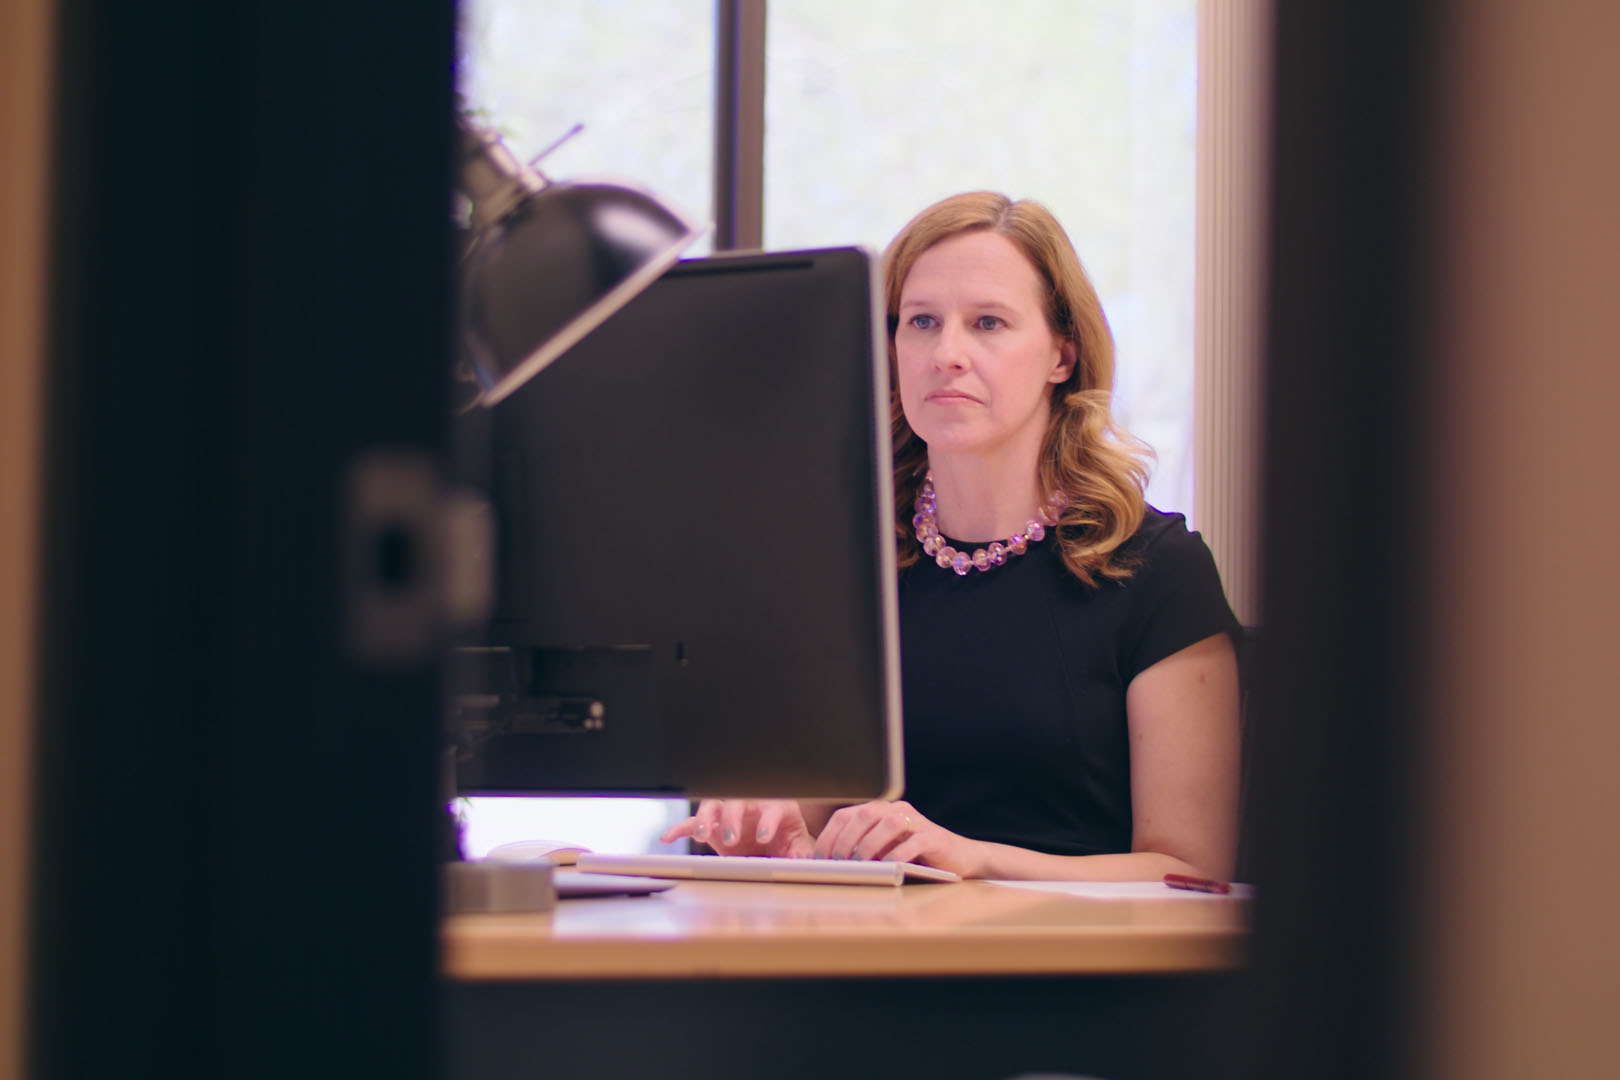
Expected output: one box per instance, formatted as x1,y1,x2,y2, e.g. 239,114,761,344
1194,0,1272,627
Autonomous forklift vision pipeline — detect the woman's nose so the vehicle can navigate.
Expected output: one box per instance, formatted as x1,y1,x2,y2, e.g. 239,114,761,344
933,323,969,370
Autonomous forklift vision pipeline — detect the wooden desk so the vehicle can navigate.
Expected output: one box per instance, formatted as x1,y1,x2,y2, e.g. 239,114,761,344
445,880,1251,1080
444,878,1249,979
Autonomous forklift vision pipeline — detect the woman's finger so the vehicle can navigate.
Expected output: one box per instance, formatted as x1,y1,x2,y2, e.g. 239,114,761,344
887,835,925,867
850,806,915,861
822,801,883,859
755,801,785,845
718,801,757,849
658,816,698,844
691,799,725,844
811,805,853,859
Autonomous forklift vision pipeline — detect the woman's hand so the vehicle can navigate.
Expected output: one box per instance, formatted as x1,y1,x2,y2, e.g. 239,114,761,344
658,799,816,859
813,800,987,878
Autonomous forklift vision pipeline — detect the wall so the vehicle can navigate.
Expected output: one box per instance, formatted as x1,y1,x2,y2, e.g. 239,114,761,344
0,1,51,1077
1424,2,1620,1075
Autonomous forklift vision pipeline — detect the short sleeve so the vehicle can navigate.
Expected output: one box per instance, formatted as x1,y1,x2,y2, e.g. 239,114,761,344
1117,512,1241,682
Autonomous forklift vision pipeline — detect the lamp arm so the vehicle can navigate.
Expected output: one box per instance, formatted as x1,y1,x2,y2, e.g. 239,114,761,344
456,117,544,230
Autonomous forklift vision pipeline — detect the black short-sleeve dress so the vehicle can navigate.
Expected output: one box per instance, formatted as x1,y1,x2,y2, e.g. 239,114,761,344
897,507,1239,857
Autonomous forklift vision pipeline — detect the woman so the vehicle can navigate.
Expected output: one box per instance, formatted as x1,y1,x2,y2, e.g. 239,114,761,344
662,191,1240,881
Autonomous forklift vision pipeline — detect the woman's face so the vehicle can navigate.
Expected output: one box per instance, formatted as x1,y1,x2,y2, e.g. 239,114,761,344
895,230,1074,465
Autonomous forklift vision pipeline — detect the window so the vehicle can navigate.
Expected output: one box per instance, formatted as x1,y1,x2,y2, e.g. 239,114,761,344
456,0,716,253
765,0,1196,513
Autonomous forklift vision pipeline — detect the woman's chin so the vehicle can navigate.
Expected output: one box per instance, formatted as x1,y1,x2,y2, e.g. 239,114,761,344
910,417,990,451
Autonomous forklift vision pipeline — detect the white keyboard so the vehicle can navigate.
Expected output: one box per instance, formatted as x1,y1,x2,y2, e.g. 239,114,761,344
575,852,960,886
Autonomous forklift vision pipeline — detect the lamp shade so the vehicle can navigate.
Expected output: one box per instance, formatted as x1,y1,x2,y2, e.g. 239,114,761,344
459,178,705,406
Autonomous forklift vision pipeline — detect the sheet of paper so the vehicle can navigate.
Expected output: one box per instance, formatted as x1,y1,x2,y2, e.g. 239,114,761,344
985,879,1255,900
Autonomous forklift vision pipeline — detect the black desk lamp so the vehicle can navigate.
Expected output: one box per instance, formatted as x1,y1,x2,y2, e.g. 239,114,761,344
444,116,705,912
456,116,706,407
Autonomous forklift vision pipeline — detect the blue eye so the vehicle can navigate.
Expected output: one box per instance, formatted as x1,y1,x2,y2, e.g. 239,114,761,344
907,314,937,331
975,315,1004,331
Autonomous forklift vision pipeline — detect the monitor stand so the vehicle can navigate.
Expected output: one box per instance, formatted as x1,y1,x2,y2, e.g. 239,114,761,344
443,858,557,914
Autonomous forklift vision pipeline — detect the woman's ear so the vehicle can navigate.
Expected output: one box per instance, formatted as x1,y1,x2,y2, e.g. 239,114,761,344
1050,339,1078,384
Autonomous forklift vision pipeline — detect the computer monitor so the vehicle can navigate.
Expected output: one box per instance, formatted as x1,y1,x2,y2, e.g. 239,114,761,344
450,247,902,800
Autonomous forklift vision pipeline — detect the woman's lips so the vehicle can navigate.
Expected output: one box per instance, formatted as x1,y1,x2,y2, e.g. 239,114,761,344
925,389,981,404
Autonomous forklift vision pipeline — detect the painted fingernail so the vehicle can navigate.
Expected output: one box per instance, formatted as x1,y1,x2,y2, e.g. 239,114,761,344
724,828,737,845
756,828,770,843
693,824,707,840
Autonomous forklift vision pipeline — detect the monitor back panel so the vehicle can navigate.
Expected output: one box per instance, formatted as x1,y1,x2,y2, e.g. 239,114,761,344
455,247,901,799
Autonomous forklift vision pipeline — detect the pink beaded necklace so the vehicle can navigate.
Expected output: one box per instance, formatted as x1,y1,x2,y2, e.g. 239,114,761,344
912,471,1067,576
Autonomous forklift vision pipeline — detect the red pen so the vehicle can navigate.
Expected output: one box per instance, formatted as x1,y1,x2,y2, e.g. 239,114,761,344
1163,873,1232,894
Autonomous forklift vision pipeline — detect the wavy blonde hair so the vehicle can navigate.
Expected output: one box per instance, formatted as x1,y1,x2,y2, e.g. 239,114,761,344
885,191,1152,586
